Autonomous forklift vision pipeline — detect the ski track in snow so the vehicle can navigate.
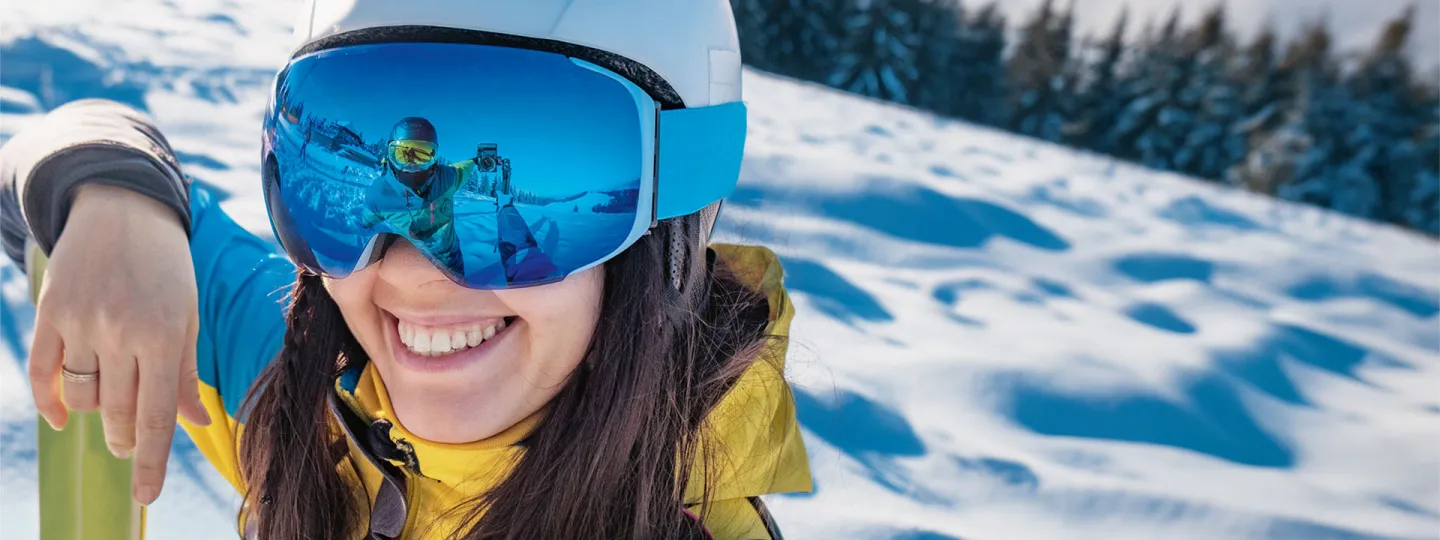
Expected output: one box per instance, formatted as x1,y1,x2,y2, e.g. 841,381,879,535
2,2,1439,538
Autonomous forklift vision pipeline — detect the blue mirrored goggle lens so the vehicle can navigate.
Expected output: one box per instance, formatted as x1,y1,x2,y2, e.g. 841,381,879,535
263,43,653,289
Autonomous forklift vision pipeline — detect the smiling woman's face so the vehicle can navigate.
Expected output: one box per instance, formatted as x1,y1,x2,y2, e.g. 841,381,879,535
325,240,603,443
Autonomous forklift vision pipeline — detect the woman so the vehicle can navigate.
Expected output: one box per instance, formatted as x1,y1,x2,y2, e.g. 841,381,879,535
1,1,812,538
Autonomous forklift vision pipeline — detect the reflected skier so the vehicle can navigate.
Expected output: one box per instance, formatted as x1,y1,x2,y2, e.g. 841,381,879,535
362,117,465,275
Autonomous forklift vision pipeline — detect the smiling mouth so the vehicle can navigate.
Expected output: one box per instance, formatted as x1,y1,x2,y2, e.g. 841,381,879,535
395,316,519,357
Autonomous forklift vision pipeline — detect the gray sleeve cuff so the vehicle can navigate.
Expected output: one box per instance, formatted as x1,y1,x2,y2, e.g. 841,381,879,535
1,99,191,258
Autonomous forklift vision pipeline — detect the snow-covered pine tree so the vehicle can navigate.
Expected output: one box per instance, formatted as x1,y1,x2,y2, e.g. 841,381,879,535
730,0,773,71
1272,24,1384,219
1051,4,1085,144
1103,7,1185,166
1345,7,1431,228
1172,5,1246,181
1227,22,1333,196
762,0,804,76
832,0,926,105
1118,5,1237,176
1006,0,1077,142
1072,6,1129,152
1407,98,1439,234
795,0,851,84
950,1,1008,127
1239,28,1288,136
1226,25,1285,189
763,0,845,83
912,0,965,116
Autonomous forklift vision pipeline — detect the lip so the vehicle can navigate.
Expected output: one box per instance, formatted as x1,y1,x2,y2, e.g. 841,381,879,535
383,308,515,327
383,311,520,374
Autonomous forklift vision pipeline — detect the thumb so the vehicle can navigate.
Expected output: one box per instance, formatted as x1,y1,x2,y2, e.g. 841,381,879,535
176,317,211,427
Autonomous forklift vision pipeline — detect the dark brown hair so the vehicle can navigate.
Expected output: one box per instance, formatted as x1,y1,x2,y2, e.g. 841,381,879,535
236,220,778,539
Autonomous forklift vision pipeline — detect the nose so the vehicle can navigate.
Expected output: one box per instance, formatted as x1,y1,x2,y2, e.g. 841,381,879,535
375,238,455,290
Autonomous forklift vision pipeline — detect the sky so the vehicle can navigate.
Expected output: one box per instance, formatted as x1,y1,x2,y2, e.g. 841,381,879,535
288,42,645,195
961,0,1440,70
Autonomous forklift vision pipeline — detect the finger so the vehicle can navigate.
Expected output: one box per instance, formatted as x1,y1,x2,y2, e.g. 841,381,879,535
61,340,100,412
98,353,139,459
176,319,210,427
27,319,69,430
133,350,179,505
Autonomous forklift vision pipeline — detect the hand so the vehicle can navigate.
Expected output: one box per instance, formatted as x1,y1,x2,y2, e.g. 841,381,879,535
28,183,208,506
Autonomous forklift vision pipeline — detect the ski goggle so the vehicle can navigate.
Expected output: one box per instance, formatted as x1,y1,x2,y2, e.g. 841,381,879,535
261,42,745,289
387,140,438,172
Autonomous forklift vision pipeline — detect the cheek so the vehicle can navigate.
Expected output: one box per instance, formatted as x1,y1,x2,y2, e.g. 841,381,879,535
502,266,604,377
323,271,380,346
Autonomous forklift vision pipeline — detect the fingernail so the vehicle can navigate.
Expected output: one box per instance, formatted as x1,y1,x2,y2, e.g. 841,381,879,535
110,445,132,459
199,406,213,426
135,485,159,505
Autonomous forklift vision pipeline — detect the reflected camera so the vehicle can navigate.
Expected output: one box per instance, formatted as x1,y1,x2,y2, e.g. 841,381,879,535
477,143,500,172
471,143,511,196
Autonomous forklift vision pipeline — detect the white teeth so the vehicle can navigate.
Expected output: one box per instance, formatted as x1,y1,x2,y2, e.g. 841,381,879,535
397,318,511,357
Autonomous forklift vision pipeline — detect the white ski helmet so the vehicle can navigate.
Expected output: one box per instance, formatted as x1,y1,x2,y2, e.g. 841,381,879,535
293,0,742,108
288,0,743,296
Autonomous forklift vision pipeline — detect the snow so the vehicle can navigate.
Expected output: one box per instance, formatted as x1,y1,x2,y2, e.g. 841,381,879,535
2,2,1438,539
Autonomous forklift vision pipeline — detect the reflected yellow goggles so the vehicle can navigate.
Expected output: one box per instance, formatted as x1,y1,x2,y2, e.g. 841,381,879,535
389,140,438,169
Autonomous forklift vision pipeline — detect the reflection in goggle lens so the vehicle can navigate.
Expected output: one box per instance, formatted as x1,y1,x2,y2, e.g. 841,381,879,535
265,43,651,289
389,140,438,171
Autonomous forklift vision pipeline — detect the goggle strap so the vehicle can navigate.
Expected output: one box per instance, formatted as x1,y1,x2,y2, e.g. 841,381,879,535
656,102,747,220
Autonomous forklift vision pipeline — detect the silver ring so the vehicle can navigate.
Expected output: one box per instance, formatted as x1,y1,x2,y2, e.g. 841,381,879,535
61,366,99,384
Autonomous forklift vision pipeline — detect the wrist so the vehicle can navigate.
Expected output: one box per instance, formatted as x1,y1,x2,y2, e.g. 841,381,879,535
71,182,185,231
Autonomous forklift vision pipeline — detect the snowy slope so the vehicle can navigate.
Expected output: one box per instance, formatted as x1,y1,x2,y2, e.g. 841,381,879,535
2,2,1438,539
